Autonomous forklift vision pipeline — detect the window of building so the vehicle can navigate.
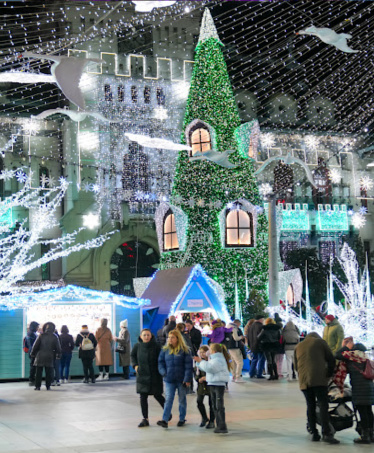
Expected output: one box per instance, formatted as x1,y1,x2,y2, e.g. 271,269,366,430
104,84,112,101
225,207,253,247
131,86,138,103
163,211,179,251
144,86,151,104
274,161,294,204
80,17,86,31
122,142,149,194
319,241,336,264
118,85,124,102
190,127,211,156
156,87,165,106
312,157,332,206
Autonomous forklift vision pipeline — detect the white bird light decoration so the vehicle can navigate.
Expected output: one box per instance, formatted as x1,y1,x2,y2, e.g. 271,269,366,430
255,152,317,188
297,26,358,53
21,52,104,109
132,2,177,13
125,133,191,151
189,150,238,169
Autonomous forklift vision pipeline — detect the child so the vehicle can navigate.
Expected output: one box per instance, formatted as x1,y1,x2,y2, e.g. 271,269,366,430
194,346,215,429
194,343,232,434
208,319,233,344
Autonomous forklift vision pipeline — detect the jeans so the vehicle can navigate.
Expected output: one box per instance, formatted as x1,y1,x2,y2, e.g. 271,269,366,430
140,393,165,419
356,405,374,429
229,348,243,379
60,352,72,380
35,366,54,389
162,382,187,422
197,392,215,422
81,358,95,380
54,358,61,382
29,356,36,383
209,385,226,429
302,386,331,436
249,352,265,378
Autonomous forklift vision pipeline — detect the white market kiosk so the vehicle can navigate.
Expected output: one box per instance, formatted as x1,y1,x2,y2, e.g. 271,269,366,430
0,285,150,380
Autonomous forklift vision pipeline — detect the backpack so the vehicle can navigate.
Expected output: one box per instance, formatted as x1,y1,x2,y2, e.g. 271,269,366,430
23,336,29,353
81,334,94,351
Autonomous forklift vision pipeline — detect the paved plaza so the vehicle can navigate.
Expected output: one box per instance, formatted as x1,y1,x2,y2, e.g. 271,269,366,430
0,376,371,453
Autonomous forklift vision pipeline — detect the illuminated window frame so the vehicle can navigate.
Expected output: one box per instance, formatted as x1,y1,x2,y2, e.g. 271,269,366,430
225,206,253,248
163,210,179,251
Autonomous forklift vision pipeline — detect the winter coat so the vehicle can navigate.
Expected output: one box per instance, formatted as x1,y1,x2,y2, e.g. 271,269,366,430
282,321,300,351
157,327,166,346
158,347,193,384
95,327,113,366
247,321,263,353
181,332,193,353
227,323,244,349
323,319,344,354
187,326,202,355
208,326,232,344
197,352,230,386
194,365,210,396
335,346,374,406
60,333,75,354
131,336,163,395
117,327,131,367
31,331,61,368
76,332,97,359
25,331,38,358
294,333,335,390
162,320,176,343
257,324,281,352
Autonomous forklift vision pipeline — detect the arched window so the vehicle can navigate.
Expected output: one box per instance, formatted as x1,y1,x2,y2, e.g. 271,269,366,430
163,211,179,251
226,206,253,247
191,127,211,156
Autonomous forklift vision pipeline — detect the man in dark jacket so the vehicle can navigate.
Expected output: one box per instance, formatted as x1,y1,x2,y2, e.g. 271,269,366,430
248,315,265,379
294,332,339,444
185,320,202,355
25,321,39,386
162,315,176,344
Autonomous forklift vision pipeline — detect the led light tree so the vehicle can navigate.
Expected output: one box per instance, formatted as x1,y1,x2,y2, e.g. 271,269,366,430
0,170,111,298
160,9,268,315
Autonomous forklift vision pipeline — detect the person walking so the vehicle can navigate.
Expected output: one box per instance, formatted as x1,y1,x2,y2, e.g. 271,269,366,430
157,329,193,428
257,318,282,380
274,313,285,377
194,343,232,434
51,329,61,387
59,325,75,383
24,321,39,387
227,320,245,383
157,319,169,346
207,319,232,344
335,338,374,444
30,322,61,391
282,320,300,381
247,315,265,379
76,325,97,384
131,329,165,428
162,315,176,345
95,318,113,380
294,332,339,444
185,320,202,355
194,345,215,429
323,315,344,354
115,319,131,379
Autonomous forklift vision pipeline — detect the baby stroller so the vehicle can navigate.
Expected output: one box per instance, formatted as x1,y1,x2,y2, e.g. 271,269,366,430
308,382,358,435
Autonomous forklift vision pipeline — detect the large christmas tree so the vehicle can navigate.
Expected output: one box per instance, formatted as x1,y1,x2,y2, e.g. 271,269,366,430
160,9,268,317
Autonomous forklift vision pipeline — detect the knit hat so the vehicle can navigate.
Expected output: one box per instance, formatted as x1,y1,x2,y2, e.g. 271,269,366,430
353,343,367,352
325,315,335,322
81,324,88,330
120,319,128,328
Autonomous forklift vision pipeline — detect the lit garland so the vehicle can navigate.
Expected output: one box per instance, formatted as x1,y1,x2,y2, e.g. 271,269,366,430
160,9,269,315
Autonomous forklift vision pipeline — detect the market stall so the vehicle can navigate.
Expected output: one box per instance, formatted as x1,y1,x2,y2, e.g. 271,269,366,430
0,285,150,380
142,264,230,334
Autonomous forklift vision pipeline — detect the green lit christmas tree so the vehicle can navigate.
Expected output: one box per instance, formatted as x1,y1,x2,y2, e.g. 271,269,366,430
159,9,269,317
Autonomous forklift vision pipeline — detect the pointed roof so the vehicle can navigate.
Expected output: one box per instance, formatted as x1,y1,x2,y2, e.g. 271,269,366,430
198,8,224,46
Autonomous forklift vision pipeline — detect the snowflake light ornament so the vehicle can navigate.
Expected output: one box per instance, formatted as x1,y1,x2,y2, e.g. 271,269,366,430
15,170,27,183
329,168,341,184
359,206,368,215
91,184,100,193
0,169,15,181
304,135,320,150
352,212,366,229
197,199,205,208
259,183,273,197
359,175,374,191
213,201,222,210
261,133,275,149
40,174,49,188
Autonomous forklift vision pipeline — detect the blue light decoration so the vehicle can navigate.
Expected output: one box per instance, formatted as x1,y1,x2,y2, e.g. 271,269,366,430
0,285,151,311
0,204,13,228
234,120,260,160
318,204,348,232
264,203,310,231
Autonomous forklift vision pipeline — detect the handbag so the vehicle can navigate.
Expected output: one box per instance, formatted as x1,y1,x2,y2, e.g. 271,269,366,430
353,359,374,380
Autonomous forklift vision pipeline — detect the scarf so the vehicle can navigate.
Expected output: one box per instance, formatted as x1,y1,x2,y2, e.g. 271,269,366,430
334,350,367,392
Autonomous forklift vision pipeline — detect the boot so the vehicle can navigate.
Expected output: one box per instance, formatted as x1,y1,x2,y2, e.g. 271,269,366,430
103,373,109,381
354,428,371,444
273,364,279,380
369,428,374,442
97,372,104,381
267,366,274,380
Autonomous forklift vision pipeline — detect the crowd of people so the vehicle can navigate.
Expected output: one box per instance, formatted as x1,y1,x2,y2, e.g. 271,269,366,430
23,313,374,443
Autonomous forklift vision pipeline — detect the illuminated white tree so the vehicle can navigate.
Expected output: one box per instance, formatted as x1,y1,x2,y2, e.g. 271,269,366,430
0,169,111,297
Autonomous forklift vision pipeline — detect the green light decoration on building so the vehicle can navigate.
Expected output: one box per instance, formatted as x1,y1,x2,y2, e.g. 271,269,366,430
0,206,13,228
318,204,348,232
159,9,269,317
264,203,310,231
